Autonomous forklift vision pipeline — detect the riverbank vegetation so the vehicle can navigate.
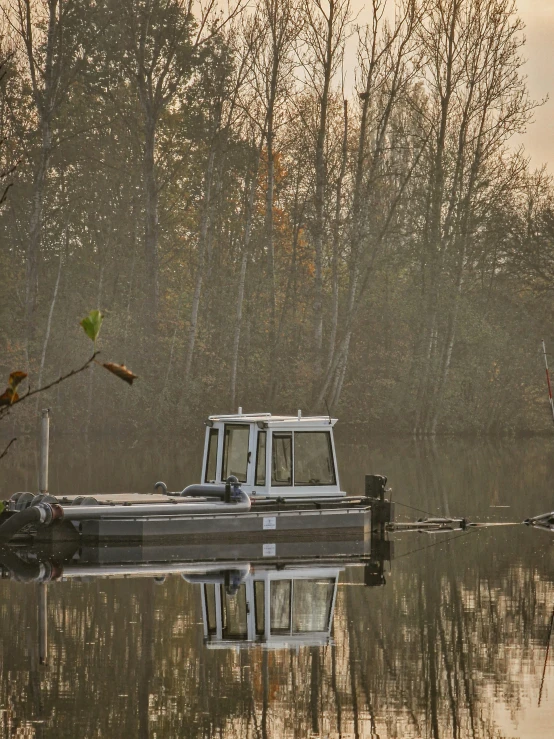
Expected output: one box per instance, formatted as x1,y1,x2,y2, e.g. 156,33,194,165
1,0,553,436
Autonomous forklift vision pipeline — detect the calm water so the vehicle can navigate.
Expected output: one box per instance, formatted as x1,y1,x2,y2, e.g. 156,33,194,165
1,426,553,738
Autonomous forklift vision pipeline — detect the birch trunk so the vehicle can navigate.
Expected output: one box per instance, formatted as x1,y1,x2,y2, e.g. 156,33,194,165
312,3,335,355
143,117,159,323
85,261,105,435
429,247,465,435
412,2,459,435
230,139,263,408
35,250,62,410
183,147,216,385
25,118,52,335
265,57,278,400
326,100,348,376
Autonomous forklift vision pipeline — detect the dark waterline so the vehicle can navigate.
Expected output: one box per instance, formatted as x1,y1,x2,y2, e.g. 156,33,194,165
1,428,553,738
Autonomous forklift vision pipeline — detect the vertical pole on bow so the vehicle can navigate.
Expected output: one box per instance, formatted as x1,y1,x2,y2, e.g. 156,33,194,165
542,341,554,424
39,408,50,494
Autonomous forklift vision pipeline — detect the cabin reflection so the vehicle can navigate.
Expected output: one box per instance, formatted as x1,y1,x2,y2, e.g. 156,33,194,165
192,566,340,649
0,531,392,665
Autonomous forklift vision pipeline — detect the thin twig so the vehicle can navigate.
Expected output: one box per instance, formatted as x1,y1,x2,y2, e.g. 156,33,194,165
0,352,99,421
0,437,16,461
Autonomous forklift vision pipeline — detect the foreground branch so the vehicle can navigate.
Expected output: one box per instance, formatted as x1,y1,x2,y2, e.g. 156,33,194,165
0,352,99,421
0,437,16,461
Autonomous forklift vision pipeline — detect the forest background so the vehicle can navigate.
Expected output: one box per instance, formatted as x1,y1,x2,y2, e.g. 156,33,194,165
1,0,554,437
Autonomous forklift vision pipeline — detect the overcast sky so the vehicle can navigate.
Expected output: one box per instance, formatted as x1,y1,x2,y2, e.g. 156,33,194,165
514,0,554,173
348,1,554,174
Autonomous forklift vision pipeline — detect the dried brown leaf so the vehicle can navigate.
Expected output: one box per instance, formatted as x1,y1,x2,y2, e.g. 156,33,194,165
8,371,27,390
102,362,138,386
0,388,19,406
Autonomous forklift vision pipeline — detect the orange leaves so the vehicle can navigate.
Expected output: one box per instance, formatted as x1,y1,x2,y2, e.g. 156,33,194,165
9,371,27,389
102,362,138,386
0,389,18,406
0,371,27,406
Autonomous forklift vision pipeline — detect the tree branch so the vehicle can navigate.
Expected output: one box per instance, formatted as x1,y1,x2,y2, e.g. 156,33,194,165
0,351,99,421
0,438,16,461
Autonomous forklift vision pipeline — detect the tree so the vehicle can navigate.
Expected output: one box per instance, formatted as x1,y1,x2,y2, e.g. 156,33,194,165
5,0,95,346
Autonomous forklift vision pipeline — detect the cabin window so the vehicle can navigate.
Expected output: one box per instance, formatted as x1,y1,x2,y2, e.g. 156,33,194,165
292,579,335,632
272,433,293,486
255,431,267,486
204,584,217,634
205,428,219,482
270,580,292,633
293,432,336,486
222,584,248,639
254,581,265,635
221,424,250,483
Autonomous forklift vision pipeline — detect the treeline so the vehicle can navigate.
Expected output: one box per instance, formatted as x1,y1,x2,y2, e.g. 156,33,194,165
1,0,554,436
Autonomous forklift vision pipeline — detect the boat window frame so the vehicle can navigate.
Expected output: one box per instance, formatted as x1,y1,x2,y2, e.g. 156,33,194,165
221,423,251,484
270,579,292,633
254,580,265,635
204,428,219,483
293,430,337,487
291,577,335,633
221,583,249,640
271,432,293,487
255,430,267,486
204,583,218,634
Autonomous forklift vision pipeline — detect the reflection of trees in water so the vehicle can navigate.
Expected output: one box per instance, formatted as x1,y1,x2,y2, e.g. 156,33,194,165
2,437,554,736
336,434,554,525
1,541,553,738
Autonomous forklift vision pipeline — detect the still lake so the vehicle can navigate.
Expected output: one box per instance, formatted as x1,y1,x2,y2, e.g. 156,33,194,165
1,425,553,738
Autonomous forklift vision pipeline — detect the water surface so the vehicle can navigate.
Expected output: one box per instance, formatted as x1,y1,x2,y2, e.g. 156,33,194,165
1,428,553,738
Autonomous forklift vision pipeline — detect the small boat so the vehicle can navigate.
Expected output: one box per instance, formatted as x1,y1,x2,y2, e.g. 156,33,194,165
0,411,392,545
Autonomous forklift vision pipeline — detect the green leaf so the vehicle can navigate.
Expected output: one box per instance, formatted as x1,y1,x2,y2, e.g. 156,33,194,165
80,310,103,343
0,502,4,515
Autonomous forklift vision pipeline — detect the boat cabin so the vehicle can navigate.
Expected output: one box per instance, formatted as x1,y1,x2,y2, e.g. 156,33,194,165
198,565,341,649
202,411,341,498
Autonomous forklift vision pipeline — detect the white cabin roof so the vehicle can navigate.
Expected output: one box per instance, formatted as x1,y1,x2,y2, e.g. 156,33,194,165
208,412,337,428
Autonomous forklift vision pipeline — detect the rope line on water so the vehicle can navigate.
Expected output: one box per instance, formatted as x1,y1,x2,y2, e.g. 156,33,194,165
392,528,478,562
392,500,437,518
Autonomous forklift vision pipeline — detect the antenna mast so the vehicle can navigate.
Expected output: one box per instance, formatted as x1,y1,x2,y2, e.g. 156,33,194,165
542,340,554,424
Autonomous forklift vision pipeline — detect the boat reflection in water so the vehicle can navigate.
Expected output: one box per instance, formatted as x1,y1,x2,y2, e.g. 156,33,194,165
0,534,391,660
196,564,340,649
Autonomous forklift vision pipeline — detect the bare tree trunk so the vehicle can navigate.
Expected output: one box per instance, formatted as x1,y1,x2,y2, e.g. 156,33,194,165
122,196,139,366
313,5,379,408
85,260,105,435
329,330,350,409
143,118,159,324
162,289,185,399
307,0,350,355
25,118,52,337
412,1,460,435
312,23,333,355
326,100,348,376
183,147,216,385
254,0,300,400
230,249,248,410
230,138,263,408
266,84,277,398
35,250,62,409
